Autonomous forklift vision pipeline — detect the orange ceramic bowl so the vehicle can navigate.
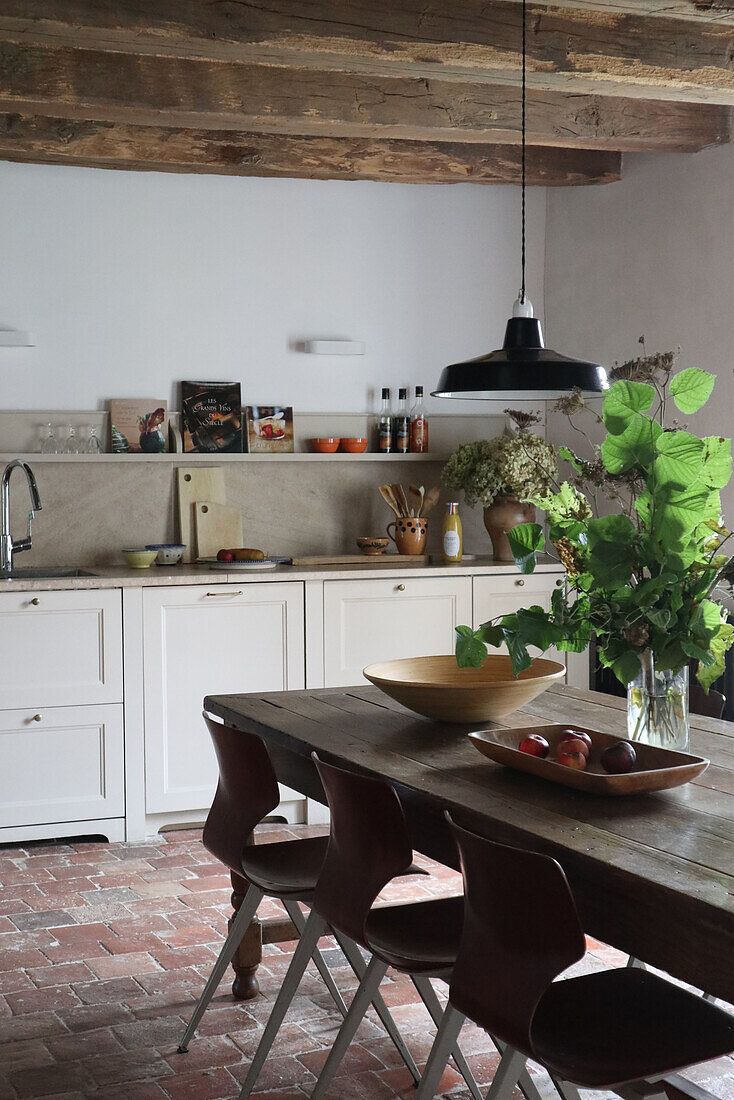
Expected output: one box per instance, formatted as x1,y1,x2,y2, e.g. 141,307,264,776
311,437,340,454
341,437,368,453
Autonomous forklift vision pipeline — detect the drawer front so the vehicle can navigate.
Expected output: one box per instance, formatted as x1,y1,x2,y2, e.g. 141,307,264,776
143,583,305,814
0,704,124,829
324,576,472,687
0,589,123,709
473,572,566,665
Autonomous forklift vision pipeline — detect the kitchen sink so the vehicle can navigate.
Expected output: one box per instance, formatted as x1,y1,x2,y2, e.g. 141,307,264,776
0,568,99,579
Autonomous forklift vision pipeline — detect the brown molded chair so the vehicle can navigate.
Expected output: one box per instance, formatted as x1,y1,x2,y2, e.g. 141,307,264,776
415,815,734,1100
179,716,416,1064
239,755,546,1100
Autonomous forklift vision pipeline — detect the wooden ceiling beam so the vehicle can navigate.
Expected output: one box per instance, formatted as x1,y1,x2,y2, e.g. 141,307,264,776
1,1,734,104
0,113,622,185
0,42,726,153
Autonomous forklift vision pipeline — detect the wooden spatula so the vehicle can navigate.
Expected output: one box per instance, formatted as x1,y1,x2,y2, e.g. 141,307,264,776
408,485,424,517
422,485,441,515
392,484,410,517
379,485,401,517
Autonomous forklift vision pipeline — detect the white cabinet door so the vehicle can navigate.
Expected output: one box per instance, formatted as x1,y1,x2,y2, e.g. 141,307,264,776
0,704,124,829
323,576,472,687
473,572,566,665
143,583,305,814
0,589,123,709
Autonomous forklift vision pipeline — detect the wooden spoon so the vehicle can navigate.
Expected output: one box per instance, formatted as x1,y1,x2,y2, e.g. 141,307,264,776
392,484,410,517
408,485,424,518
379,485,401,517
421,485,441,515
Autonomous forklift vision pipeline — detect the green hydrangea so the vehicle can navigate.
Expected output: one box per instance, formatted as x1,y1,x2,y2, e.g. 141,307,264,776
442,433,557,508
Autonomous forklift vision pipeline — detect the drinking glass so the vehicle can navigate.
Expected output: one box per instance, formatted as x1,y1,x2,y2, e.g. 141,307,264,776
39,423,58,454
62,425,80,454
85,425,103,454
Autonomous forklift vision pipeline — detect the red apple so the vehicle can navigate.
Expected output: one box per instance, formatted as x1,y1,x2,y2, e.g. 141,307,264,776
556,750,587,770
518,734,550,758
559,728,592,752
557,736,590,759
217,548,235,562
601,741,637,774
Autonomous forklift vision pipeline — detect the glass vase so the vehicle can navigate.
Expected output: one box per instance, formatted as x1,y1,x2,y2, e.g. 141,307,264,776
627,654,689,751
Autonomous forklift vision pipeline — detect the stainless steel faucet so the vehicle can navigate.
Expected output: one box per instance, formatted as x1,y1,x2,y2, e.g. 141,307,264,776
1,460,42,573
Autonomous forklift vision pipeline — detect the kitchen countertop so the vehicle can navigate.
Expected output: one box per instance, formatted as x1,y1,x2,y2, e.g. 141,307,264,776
0,556,563,592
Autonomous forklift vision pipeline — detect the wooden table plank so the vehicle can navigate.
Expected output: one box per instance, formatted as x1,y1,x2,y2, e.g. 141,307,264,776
205,684,734,1003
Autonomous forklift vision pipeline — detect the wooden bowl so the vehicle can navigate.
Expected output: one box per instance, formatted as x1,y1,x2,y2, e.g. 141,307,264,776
341,437,369,453
363,654,565,723
468,725,709,795
311,437,340,453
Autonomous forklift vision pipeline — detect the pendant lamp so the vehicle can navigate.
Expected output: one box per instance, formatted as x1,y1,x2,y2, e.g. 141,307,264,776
432,0,608,402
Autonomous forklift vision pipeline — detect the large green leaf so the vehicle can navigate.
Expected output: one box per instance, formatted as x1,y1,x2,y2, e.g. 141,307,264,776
455,625,487,669
601,414,661,474
650,483,711,546
587,538,636,587
602,380,655,435
513,606,559,652
503,629,532,676
653,431,704,489
701,436,732,490
669,368,715,414
586,513,636,547
698,620,734,691
506,523,545,575
611,650,644,686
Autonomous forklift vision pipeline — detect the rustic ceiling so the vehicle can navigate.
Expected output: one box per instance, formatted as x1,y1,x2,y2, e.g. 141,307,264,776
0,1,733,185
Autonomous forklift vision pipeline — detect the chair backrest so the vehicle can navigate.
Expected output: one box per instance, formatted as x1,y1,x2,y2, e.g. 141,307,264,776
312,753,414,945
201,714,280,873
689,678,726,719
447,814,586,1056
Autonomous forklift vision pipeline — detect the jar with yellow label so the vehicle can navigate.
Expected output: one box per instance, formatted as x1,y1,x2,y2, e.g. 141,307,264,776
442,502,463,563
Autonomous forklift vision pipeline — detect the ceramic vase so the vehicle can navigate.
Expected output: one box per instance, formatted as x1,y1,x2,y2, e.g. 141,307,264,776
483,496,536,561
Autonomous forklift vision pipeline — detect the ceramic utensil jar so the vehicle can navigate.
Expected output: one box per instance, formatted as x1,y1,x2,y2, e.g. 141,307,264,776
387,517,428,555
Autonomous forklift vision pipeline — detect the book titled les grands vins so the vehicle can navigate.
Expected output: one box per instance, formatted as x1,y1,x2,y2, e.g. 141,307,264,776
180,381,242,453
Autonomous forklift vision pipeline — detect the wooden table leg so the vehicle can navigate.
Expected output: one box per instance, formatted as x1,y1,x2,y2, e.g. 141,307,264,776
230,870,262,1001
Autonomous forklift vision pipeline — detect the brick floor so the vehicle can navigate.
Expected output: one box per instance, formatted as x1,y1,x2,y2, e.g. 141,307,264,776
0,825,730,1099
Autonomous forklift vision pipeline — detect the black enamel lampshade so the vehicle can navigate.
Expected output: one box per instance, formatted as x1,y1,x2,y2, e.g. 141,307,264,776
433,303,608,402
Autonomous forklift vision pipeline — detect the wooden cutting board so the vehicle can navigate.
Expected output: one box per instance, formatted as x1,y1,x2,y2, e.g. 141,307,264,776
194,501,244,561
290,554,428,566
176,467,225,561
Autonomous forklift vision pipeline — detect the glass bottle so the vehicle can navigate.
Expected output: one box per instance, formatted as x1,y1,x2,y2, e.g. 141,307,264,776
394,388,410,454
442,502,463,563
62,425,80,454
378,388,392,454
39,423,58,454
409,385,429,453
85,425,103,454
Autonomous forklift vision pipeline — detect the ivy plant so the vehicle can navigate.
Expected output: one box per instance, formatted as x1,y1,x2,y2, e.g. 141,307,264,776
456,351,734,692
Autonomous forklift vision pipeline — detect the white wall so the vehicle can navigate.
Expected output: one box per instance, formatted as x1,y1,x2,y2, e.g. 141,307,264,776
0,161,545,413
544,143,734,491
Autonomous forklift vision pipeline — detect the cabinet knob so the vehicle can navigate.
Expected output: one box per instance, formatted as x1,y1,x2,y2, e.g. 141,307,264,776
30,597,40,606
32,713,42,722
396,583,406,592
515,579,525,587
556,578,564,587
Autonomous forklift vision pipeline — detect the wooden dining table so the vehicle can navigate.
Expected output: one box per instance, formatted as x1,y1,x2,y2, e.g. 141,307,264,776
204,682,734,1017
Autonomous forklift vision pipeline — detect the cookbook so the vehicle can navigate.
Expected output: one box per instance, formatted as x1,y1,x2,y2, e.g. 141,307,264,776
245,406,294,453
181,381,242,453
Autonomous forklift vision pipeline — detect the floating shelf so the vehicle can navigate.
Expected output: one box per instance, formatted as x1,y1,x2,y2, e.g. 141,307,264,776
0,451,445,464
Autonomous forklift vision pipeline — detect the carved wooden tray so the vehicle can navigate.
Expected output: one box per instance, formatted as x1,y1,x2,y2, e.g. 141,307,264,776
468,723,709,795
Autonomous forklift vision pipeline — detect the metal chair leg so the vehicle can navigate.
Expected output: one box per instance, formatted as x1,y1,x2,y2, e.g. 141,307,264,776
412,976,483,1100
310,955,390,1100
334,930,421,1086
414,999,466,1100
485,1047,528,1100
494,1039,549,1100
281,898,349,1020
238,908,328,1099
177,882,263,1053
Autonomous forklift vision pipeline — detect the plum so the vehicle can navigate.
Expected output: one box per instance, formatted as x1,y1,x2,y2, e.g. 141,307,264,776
601,741,637,774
